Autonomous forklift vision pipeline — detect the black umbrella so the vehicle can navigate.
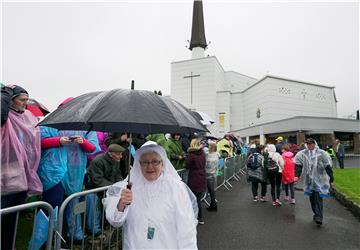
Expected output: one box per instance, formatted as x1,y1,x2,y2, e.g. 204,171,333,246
39,88,208,134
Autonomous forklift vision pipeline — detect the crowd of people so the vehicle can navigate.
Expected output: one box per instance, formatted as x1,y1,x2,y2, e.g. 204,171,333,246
245,137,334,226
0,84,343,249
1,84,248,249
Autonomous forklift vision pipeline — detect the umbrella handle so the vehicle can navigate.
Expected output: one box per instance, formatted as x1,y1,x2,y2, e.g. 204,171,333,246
126,182,132,190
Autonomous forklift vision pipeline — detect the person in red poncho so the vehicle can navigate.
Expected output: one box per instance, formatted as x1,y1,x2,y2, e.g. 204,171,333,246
281,144,296,205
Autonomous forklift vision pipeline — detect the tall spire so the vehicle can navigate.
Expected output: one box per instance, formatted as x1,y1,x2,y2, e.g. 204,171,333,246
189,0,207,58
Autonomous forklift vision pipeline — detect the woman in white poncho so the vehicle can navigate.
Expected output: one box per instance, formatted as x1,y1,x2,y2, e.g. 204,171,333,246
103,142,198,249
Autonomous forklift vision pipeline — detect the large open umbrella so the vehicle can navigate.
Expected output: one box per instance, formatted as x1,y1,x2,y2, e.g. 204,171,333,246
38,88,207,134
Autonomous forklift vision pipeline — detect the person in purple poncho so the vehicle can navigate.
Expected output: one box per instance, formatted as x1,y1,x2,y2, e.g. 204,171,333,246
1,84,43,250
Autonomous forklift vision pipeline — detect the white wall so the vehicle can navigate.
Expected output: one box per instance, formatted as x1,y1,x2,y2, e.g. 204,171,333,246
216,91,231,137
171,56,217,110
224,71,257,92
240,77,337,130
171,56,222,136
230,91,245,132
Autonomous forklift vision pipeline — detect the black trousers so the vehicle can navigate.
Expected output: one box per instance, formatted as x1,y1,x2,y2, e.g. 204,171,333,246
194,192,204,220
251,181,267,198
1,191,28,250
268,172,282,201
337,157,344,169
309,191,323,221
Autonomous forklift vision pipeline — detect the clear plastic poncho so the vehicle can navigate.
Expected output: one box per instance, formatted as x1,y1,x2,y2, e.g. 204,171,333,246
1,110,42,196
37,126,68,191
60,130,100,195
294,142,332,197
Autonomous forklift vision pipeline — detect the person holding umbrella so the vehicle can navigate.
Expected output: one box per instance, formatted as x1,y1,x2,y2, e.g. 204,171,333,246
103,142,198,249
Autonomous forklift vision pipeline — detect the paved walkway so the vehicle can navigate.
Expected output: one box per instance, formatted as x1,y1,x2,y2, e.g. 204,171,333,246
197,178,360,250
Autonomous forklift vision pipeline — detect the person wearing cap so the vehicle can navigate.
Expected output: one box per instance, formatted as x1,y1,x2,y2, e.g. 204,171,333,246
1,84,43,250
105,132,133,178
275,136,284,154
103,143,198,249
294,138,334,225
87,144,126,190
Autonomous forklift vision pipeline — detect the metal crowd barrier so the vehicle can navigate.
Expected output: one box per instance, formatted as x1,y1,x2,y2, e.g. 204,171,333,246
218,154,247,191
2,156,248,250
55,186,122,250
0,201,54,250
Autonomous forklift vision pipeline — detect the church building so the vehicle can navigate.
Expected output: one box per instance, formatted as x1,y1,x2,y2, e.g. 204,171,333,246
170,0,359,153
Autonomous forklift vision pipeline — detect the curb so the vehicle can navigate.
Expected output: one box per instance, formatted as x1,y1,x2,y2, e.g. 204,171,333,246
332,187,360,221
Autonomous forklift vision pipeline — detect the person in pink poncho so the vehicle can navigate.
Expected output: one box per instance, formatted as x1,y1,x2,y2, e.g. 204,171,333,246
281,144,296,204
1,84,43,250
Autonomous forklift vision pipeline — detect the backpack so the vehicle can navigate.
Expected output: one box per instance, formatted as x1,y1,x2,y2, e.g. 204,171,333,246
247,153,262,170
267,158,279,173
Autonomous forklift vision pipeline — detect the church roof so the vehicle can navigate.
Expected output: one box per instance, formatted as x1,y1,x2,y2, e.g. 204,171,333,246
189,0,207,50
224,71,258,81
241,75,335,93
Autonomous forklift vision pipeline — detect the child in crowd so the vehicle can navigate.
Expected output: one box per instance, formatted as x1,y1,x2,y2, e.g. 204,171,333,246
281,145,296,204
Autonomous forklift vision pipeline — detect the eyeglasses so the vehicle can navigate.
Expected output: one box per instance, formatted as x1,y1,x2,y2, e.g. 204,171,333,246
17,98,29,103
140,160,162,167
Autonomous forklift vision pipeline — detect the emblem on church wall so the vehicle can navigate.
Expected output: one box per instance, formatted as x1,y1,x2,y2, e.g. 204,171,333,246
279,87,291,95
256,108,261,118
316,93,326,100
301,89,307,99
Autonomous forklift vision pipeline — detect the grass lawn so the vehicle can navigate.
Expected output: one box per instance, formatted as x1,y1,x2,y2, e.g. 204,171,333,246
333,168,360,204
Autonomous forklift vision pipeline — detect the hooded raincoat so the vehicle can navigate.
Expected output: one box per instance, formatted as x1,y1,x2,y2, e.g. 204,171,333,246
266,144,284,172
165,137,186,170
282,151,295,184
294,143,332,197
37,126,100,194
1,110,42,196
103,143,198,250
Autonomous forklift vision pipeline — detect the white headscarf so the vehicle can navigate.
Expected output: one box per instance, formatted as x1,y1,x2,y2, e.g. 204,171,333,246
129,143,181,184
128,142,198,216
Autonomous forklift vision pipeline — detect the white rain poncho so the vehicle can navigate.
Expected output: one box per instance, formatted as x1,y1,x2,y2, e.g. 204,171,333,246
103,142,198,250
294,142,332,197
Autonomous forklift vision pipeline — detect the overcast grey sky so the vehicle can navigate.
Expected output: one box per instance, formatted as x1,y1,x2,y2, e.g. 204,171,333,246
2,1,359,117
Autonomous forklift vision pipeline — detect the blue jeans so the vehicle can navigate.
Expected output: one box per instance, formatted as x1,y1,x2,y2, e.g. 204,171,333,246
178,169,189,184
65,194,101,241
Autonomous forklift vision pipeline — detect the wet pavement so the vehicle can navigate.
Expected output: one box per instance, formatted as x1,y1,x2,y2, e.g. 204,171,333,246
197,178,360,250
